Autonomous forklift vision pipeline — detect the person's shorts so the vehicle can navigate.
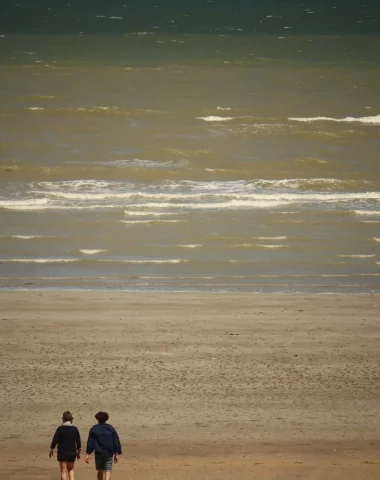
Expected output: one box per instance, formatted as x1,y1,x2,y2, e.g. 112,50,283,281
95,452,113,472
57,453,76,463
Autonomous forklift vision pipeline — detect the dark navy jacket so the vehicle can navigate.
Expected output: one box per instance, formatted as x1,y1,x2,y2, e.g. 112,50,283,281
86,423,122,456
51,425,81,456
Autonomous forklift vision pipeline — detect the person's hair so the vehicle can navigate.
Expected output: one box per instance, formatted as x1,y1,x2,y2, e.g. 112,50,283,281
95,411,109,424
62,411,73,422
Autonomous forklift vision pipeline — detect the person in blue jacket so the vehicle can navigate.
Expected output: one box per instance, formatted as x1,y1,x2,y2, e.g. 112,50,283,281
85,411,122,480
49,411,81,480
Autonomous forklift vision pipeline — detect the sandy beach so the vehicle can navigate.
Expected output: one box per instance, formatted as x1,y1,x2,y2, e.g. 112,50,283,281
1,291,379,479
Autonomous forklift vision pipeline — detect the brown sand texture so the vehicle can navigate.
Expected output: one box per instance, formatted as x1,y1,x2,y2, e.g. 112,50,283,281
1,291,380,479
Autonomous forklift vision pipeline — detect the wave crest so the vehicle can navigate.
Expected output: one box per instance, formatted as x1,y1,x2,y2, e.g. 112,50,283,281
289,114,380,125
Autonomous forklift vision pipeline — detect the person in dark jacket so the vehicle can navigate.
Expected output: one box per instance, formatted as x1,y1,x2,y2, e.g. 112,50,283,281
49,411,81,480
85,411,122,480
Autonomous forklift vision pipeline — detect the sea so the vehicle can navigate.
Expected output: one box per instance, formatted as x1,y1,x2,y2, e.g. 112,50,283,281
0,1,379,293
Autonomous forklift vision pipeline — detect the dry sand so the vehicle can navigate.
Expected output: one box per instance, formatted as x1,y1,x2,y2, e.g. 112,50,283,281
1,291,380,479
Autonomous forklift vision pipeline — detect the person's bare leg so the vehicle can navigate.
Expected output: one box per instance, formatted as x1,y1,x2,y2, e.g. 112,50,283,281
104,472,111,480
97,471,103,480
67,462,75,480
59,461,68,480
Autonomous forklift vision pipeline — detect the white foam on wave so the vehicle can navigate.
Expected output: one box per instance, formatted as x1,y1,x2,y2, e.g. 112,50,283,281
29,178,379,193
6,196,346,212
337,254,376,258
177,244,202,248
257,178,376,189
233,243,288,248
79,249,107,255
373,237,380,242
2,204,126,211
125,200,287,209
57,106,125,114
0,199,49,208
0,258,78,263
30,190,380,202
7,180,380,214
216,107,232,111
11,235,43,239
289,114,380,125
197,116,233,122
26,107,44,111
35,180,112,190
33,191,136,200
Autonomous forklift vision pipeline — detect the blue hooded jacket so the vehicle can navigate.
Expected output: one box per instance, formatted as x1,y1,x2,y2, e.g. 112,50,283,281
86,424,122,456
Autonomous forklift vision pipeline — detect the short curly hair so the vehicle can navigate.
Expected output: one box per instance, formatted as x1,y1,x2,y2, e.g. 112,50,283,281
95,411,109,424
62,411,73,422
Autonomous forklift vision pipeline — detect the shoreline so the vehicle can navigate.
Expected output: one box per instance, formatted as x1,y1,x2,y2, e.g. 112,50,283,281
1,288,380,295
1,292,380,479
1,277,380,294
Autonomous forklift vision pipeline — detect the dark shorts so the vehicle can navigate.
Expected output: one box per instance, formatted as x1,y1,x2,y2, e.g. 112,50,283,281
95,452,113,472
57,453,76,463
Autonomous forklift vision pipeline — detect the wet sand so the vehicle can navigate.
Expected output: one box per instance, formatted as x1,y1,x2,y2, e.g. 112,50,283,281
1,292,380,479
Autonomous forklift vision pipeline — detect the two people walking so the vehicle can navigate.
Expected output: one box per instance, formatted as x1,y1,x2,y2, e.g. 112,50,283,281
50,410,122,480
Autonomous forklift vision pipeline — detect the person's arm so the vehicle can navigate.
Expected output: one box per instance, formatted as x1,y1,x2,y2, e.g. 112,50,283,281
49,428,60,457
76,428,82,459
85,428,95,463
112,427,122,462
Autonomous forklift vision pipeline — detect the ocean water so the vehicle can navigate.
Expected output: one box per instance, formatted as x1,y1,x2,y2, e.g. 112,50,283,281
1,21,380,292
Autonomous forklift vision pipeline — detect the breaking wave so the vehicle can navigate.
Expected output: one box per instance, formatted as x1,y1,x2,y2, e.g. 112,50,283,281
289,114,380,125
197,116,233,122
79,249,107,255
